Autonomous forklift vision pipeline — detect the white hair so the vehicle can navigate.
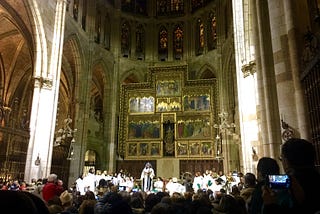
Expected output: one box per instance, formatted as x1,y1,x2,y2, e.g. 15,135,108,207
47,173,58,182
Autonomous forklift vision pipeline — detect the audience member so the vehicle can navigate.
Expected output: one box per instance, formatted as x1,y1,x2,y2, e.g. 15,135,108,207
94,191,132,214
60,190,78,213
248,157,280,214
240,172,256,210
0,190,49,213
42,174,63,203
262,138,320,213
79,197,96,214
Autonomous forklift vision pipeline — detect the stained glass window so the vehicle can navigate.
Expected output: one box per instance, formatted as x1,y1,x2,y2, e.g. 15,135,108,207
174,25,183,59
121,21,131,57
157,0,184,16
208,12,217,50
121,0,147,15
136,24,145,60
196,18,204,55
159,26,168,61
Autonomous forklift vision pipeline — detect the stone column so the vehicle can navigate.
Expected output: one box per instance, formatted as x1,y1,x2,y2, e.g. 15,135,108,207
24,0,67,182
254,0,282,158
281,0,309,139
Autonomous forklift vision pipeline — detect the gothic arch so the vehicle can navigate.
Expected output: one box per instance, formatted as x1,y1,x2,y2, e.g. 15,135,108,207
60,34,84,117
197,64,217,79
120,69,144,84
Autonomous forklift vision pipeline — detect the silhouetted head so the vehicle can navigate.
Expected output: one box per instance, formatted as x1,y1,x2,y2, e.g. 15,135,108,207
281,138,315,168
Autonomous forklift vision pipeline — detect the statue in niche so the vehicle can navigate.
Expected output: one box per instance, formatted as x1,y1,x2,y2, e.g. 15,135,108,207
163,120,175,156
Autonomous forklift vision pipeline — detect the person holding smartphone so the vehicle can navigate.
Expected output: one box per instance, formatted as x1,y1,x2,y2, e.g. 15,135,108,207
248,157,281,214
262,138,320,214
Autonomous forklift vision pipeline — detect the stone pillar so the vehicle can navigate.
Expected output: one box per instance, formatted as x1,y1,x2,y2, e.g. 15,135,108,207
24,0,67,182
254,0,282,158
281,0,309,139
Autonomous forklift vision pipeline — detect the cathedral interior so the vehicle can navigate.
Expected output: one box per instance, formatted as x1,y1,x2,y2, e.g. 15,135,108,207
0,0,319,187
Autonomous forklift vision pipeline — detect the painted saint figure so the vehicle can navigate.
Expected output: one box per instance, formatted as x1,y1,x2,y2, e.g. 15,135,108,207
140,162,155,192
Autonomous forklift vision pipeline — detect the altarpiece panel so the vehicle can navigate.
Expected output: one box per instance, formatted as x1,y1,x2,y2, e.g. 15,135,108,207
119,65,217,160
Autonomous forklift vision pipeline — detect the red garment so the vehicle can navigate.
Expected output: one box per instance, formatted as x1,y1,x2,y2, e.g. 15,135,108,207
42,182,61,202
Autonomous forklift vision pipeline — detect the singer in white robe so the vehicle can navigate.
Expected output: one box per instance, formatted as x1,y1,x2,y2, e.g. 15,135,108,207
140,162,155,192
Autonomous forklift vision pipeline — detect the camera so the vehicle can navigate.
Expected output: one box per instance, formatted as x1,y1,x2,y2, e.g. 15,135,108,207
266,174,290,190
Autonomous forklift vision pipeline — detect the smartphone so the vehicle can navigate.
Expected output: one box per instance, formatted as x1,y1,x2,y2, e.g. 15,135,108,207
267,174,290,190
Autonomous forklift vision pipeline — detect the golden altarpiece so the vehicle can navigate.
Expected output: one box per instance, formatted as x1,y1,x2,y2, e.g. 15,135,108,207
118,65,221,178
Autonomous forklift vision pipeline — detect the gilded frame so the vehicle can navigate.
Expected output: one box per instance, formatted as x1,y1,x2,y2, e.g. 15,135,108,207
126,141,163,159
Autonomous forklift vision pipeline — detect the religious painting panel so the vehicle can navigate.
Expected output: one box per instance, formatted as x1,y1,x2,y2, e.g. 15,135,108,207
127,142,138,157
176,141,188,157
127,115,160,139
182,87,211,112
176,115,212,139
156,97,181,112
150,142,162,157
129,93,155,114
189,141,201,157
201,141,214,157
183,94,210,112
156,80,181,97
139,142,149,156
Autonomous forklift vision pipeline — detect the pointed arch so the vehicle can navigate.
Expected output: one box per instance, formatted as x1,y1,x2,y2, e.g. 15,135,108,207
120,69,144,84
198,64,217,79
60,34,83,118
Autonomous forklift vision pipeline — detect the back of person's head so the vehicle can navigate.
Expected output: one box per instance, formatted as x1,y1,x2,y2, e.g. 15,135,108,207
0,190,39,214
151,202,174,214
145,193,161,212
130,195,144,209
85,190,96,200
281,138,315,168
79,199,97,214
257,157,279,180
59,190,73,207
47,174,58,182
215,194,240,214
244,172,256,188
21,191,50,214
95,191,132,214
48,204,63,214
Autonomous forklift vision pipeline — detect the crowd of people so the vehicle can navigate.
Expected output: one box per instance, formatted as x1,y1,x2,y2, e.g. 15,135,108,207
0,138,320,214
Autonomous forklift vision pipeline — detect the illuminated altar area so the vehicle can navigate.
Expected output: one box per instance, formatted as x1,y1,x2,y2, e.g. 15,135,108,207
117,65,230,177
